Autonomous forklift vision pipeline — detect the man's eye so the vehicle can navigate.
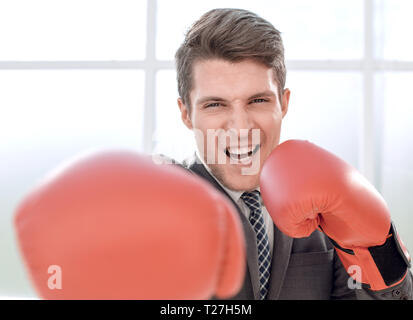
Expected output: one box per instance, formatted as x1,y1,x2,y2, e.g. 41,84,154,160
250,98,267,104
206,102,221,108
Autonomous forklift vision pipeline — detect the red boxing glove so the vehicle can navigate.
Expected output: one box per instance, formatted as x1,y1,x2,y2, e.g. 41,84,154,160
260,140,411,291
14,151,245,299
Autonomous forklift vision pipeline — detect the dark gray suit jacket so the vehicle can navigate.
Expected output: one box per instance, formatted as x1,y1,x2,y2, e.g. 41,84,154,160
178,154,413,300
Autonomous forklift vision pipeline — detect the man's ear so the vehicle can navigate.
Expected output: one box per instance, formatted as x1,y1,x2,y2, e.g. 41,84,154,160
178,98,193,130
281,88,290,119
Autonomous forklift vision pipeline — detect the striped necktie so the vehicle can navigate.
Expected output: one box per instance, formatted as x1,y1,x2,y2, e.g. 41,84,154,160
241,190,271,300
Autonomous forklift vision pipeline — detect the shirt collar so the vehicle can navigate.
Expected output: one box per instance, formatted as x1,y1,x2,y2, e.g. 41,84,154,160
194,150,259,203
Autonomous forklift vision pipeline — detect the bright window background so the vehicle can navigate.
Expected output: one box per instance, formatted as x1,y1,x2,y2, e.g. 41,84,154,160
0,0,147,60
281,72,363,168
379,72,413,247
374,0,413,60
154,70,196,161
1,0,413,298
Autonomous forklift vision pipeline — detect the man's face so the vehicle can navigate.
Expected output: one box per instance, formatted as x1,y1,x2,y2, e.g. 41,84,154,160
178,58,290,191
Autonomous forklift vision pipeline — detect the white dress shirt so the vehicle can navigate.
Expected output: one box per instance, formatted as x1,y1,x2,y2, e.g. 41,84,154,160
195,152,274,259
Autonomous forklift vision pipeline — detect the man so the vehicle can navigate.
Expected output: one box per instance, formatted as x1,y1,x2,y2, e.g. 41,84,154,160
173,8,412,300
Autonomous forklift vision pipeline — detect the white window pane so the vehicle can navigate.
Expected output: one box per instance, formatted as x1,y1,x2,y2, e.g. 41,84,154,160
154,70,196,162
380,72,413,251
281,72,363,168
157,0,363,60
0,0,147,60
0,69,144,297
375,0,413,61
0,69,145,213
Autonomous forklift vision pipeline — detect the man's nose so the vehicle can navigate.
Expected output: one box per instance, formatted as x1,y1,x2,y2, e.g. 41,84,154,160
226,105,253,132
224,106,255,147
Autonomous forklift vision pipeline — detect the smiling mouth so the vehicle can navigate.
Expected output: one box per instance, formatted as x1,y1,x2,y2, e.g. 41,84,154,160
225,144,260,162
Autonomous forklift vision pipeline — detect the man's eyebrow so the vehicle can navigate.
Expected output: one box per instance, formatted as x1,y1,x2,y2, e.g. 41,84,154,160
248,91,276,100
196,96,227,105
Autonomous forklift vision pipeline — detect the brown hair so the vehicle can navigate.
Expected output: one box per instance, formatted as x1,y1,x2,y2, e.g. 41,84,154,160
175,8,286,110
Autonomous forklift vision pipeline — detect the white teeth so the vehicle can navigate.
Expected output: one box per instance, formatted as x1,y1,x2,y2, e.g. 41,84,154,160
239,155,253,164
228,147,251,155
225,145,260,162
231,153,249,160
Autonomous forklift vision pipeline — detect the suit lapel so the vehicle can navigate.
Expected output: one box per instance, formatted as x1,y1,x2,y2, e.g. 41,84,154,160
184,155,261,299
267,224,293,299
